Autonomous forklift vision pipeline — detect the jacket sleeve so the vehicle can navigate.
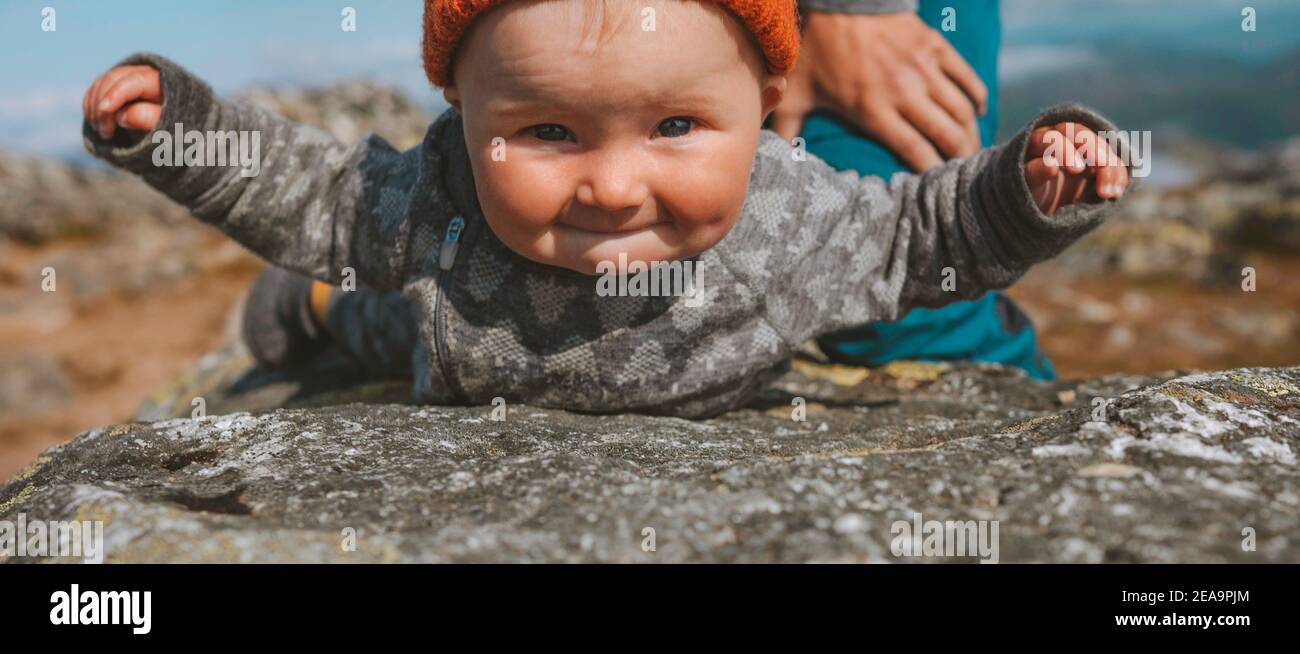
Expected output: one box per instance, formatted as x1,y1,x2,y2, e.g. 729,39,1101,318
760,103,1125,343
799,0,917,15
83,52,422,290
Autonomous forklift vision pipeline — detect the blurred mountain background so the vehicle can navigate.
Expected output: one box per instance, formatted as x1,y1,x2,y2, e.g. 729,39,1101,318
999,0,1300,186
1,0,1298,480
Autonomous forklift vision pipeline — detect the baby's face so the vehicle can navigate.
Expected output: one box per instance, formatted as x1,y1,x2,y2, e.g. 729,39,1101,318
445,0,785,275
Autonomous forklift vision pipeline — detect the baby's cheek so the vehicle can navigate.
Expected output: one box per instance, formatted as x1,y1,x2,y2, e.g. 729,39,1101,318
660,153,750,231
476,158,567,232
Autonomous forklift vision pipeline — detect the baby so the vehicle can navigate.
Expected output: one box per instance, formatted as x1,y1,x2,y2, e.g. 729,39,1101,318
83,0,1128,417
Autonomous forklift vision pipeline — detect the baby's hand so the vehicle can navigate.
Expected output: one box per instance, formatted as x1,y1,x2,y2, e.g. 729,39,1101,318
1024,122,1128,216
83,65,163,141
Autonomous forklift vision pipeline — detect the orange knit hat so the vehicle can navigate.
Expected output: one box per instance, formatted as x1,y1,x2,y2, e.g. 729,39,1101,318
422,0,799,88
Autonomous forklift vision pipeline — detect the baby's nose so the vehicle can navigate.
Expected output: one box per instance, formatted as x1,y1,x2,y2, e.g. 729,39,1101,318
576,153,650,212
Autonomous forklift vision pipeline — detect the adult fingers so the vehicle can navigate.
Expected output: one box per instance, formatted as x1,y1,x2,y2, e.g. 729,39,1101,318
872,108,944,172
936,41,988,115
924,65,980,154
898,95,972,160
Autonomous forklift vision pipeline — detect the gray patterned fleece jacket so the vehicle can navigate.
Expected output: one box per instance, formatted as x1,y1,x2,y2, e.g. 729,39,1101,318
85,53,1121,418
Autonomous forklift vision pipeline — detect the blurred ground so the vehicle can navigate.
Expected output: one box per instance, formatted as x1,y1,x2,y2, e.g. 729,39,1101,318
1,82,1297,482
1008,255,1300,379
0,227,263,481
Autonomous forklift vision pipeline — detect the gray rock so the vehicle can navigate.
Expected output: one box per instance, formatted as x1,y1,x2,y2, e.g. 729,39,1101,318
4,360,1297,563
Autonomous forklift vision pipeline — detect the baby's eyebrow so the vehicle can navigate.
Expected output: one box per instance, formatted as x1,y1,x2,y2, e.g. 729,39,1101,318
487,92,719,119
485,99,545,117
651,93,720,113
484,89,578,117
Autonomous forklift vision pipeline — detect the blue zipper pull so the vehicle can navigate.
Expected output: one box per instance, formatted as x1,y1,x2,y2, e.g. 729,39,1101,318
439,215,465,271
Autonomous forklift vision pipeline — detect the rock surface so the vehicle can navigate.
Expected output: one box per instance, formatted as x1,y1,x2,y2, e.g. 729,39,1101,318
4,358,1297,563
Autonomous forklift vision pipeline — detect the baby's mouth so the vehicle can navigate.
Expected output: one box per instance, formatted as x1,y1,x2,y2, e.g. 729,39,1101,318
558,211,670,234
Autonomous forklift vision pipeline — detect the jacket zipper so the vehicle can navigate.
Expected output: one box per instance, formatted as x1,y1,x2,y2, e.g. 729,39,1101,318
439,215,465,271
432,215,467,401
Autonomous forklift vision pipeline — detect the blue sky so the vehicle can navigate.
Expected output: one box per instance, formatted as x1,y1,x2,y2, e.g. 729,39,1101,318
2,0,1297,159
1,0,433,157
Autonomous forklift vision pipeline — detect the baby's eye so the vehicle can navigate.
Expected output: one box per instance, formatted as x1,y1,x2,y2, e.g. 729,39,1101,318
529,124,572,142
656,117,694,138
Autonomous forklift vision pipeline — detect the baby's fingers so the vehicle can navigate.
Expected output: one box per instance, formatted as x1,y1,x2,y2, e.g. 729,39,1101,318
99,68,161,113
1024,156,1059,187
1027,126,1055,159
115,102,163,133
1095,153,1130,199
1025,158,1063,214
84,73,117,136
1080,129,1129,199
89,66,161,139
1027,127,1083,174
87,67,134,137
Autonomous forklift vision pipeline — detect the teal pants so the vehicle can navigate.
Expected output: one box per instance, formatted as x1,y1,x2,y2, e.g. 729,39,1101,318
801,0,1056,380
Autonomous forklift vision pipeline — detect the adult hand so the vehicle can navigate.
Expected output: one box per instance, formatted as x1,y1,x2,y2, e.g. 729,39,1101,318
771,12,988,172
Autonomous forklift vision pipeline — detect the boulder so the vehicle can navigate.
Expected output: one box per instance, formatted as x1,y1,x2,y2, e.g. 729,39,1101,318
4,355,1297,563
